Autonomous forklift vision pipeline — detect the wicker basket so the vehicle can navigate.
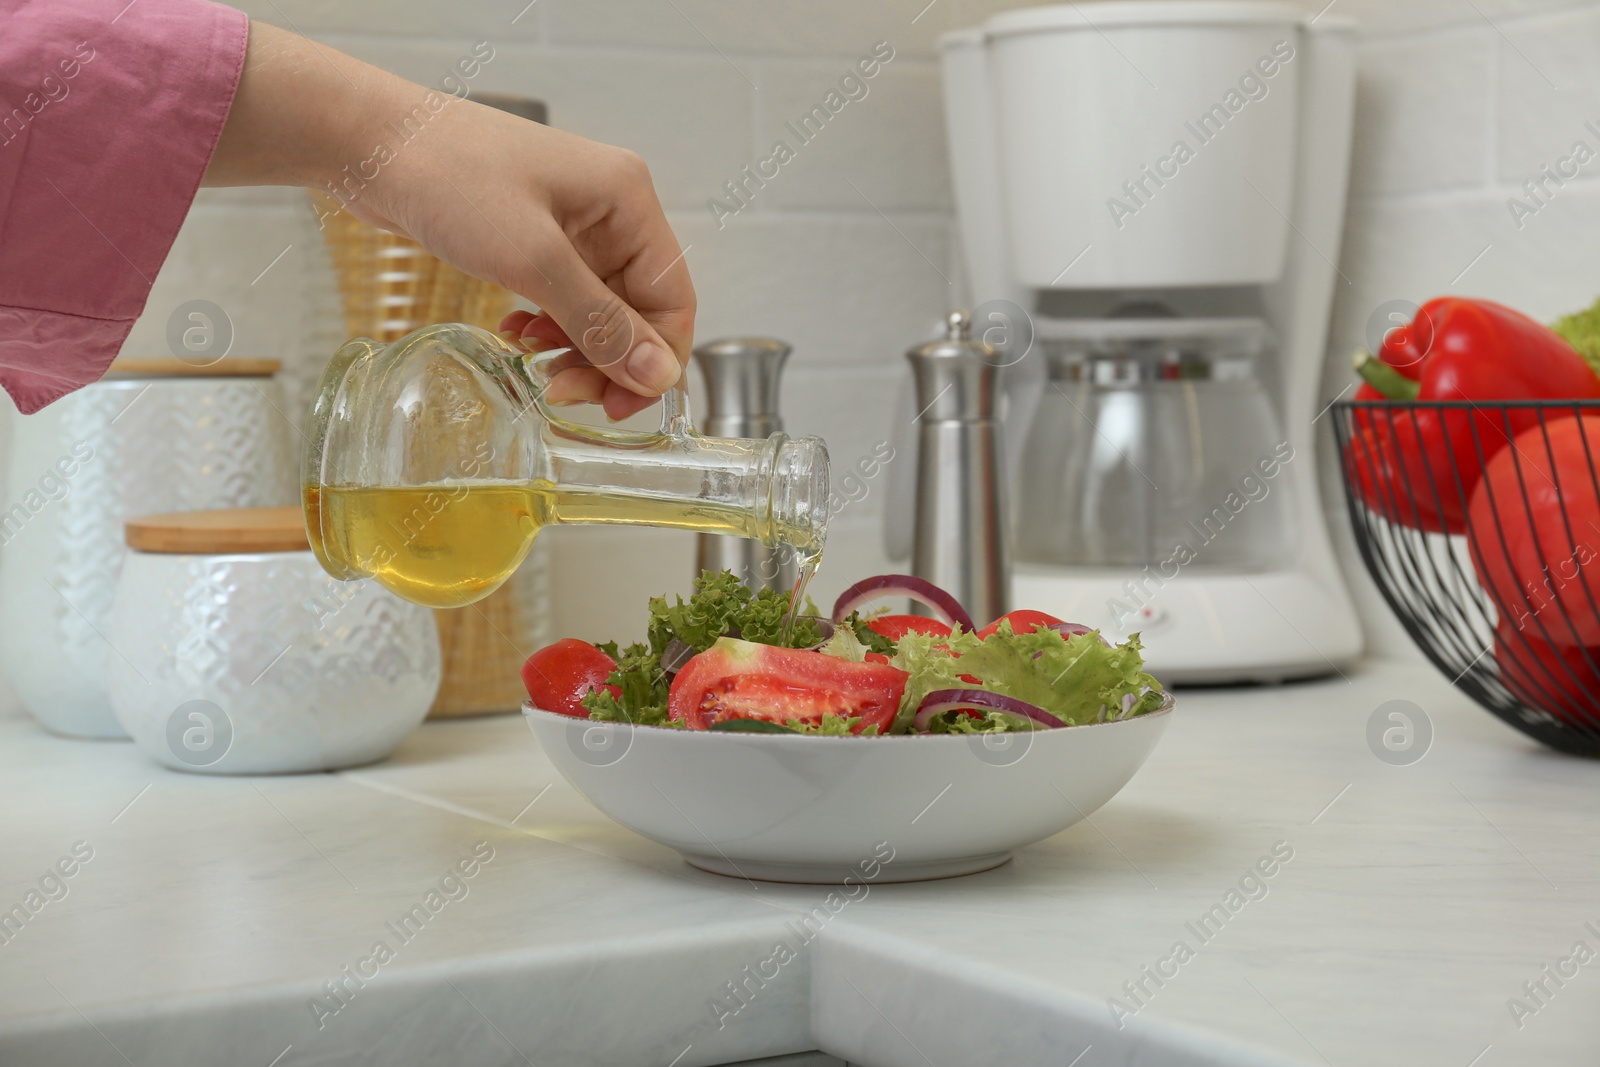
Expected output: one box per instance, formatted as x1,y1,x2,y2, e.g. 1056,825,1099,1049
311,192,550,717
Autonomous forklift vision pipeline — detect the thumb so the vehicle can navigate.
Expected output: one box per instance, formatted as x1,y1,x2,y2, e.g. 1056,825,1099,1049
530,240,683,397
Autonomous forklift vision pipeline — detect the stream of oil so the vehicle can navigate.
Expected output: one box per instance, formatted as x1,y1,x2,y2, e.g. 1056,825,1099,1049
784,549,821,644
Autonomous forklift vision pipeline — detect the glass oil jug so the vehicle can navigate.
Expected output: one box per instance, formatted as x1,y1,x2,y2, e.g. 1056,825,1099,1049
302,323,830,608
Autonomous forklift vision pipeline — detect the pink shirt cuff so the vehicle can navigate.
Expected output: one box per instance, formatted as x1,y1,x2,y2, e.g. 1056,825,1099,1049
0,0,248,413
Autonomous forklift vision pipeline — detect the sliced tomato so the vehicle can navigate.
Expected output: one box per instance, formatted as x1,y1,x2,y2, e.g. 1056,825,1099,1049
670,638,906,734
521,639,619,718
976,609,1065,640
865,614,953,642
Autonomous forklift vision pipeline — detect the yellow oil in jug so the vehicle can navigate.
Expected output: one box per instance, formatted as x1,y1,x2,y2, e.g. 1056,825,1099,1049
305,481,823,610
307,482,545,608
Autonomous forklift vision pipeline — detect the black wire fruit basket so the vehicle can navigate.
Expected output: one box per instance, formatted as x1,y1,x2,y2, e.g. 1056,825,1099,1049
1333,399,1600,756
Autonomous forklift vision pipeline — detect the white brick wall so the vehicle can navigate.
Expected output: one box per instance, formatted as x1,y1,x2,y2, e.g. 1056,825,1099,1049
1348,28,1493,198
8,0,1600,658
750,57,952,212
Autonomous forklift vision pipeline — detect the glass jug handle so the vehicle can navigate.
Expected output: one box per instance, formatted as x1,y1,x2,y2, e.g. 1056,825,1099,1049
519,348,695,448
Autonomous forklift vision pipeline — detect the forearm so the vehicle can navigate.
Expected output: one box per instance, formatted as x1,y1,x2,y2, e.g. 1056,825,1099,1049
203,20,398,189
199,17,693,412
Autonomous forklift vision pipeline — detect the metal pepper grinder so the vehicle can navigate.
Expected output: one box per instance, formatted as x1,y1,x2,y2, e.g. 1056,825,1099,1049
692,337,796,591
907,310,1010,623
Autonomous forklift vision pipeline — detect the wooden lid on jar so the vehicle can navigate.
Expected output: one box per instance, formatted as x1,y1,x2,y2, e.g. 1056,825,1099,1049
126,506,310,554
106,358,282,378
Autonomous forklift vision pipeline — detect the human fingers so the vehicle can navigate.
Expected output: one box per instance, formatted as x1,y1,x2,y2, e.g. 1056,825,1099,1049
527,226,682,397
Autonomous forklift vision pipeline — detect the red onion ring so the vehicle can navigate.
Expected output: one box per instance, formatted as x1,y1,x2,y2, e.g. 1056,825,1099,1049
832,574,974,632
1048,622,1110,647
912,688,1066,732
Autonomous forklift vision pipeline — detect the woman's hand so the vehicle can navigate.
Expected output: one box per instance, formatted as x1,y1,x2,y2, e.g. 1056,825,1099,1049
205,21,693,420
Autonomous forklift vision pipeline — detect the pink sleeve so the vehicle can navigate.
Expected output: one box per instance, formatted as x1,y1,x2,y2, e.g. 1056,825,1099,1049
0,0,248,414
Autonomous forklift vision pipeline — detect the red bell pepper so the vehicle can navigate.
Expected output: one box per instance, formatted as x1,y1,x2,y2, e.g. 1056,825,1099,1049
1345,297,1600,534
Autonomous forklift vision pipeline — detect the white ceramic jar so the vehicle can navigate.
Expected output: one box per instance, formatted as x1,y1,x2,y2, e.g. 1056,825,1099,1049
0,359,297,737
107,507,441,774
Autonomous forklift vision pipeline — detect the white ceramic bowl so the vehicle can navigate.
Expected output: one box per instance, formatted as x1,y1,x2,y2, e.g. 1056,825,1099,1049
524,697,1173,883
108,549,440,774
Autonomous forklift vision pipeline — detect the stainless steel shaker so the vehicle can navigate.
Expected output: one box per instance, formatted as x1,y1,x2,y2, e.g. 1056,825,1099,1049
907,311,1009,623
692,337,796,591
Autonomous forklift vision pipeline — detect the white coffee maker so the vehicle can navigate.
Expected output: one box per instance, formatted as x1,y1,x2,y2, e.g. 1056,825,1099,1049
937,1,1363,682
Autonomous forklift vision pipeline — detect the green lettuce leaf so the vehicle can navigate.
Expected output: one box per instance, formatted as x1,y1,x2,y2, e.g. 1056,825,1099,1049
887,623,1163,732
818,623,871,662
956,622,1163,726
844,611,896,656
581,641,671,725
887,630,980,733
1552,296,1600,380
646,570,821,655
787,713,875,735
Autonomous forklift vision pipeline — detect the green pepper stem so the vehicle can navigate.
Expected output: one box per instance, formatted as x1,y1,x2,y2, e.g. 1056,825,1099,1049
1353,350,1421,400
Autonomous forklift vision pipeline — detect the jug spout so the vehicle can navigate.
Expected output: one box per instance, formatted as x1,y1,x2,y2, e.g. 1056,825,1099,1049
541,429,827,554
302,323,830,608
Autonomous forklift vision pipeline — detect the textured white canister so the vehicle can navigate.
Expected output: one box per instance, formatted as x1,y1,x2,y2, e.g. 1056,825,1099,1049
0,360,297,738
107,507,440,774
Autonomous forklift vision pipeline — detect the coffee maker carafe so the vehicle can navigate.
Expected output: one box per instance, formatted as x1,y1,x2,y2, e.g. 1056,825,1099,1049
939,1,1363,681
1017,315,1293,570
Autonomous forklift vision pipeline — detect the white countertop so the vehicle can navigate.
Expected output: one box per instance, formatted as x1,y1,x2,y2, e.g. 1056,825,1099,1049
2,659,1596,1067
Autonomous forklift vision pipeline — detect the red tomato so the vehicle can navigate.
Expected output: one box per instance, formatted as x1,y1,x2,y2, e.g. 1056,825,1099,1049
1495,622,1600,727
1467,416,1600,646
865,615,952,641
521,639,619,718
669,639,907,734
976,609,1064,640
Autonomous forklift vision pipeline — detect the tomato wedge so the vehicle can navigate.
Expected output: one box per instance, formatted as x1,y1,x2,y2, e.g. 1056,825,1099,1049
865,614,953,642
976,609,1064,640
521,639,619,718
670,638,907,734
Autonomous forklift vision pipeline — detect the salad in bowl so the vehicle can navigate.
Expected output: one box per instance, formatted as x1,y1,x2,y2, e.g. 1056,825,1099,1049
522,570,1168,737
519,571,1173,883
